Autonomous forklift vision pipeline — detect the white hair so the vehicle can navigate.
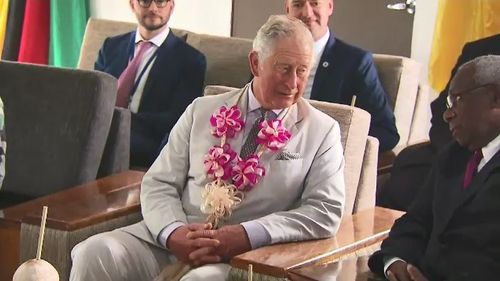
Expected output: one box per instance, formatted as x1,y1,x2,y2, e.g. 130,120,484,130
252,15,314,63
458,55,500,87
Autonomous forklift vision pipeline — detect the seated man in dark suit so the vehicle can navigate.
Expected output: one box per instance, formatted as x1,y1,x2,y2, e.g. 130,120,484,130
95,0,206,167
285,0,399,152
378,33,500,210
369,55,500,281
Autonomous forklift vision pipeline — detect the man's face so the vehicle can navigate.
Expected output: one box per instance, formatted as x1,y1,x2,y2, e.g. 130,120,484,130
443,66,498,150
285,0,333,41
250,37,313,110
130,0,174,31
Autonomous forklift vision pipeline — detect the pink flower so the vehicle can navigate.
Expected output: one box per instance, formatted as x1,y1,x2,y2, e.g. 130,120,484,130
204,144,236,180
256,119,291,151
210,105,245,138
231,155,266,190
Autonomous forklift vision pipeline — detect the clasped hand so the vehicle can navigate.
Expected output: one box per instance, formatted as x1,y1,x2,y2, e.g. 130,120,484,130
166,223,251,266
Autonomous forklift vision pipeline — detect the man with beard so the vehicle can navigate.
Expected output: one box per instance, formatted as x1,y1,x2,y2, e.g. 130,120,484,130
95,0,206,167
284,0,399,152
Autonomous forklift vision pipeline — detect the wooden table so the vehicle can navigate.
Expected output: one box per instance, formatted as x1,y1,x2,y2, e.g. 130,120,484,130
230,207,404,279
288,247,386,281
0,170,144,281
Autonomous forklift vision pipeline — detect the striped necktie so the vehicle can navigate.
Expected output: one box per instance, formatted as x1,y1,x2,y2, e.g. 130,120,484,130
240,108,268,159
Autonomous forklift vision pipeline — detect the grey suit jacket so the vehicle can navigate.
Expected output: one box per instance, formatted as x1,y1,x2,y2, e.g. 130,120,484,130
122,85,346,248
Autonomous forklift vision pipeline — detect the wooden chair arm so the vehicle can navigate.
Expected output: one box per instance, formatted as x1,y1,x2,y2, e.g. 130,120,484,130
229,207,404,279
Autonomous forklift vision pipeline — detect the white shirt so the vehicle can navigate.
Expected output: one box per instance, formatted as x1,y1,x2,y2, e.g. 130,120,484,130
129,25,170,113
383,133,500,276
303,30,330,99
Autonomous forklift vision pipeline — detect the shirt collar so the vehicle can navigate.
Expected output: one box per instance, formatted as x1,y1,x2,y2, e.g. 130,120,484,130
314,29,330,57
134,25,170,47
482,134,500,165
248,82,283,116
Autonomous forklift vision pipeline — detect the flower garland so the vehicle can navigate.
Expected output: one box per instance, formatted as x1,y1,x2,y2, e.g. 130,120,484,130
201,105,292,227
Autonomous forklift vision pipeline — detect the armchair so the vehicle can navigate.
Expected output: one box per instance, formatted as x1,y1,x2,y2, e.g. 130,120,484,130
5,84,379,280
0,61,129,208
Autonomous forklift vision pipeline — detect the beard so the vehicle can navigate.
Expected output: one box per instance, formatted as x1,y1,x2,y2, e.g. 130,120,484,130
139,15,167,31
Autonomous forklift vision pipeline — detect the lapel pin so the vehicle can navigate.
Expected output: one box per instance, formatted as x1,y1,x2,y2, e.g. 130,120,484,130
322,61,329,68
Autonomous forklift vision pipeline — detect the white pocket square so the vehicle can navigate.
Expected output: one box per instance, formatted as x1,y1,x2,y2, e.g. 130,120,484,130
276,151,301,160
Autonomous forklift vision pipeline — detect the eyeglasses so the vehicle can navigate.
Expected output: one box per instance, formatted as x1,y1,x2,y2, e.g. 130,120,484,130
446,84,492,109
137,0,170,8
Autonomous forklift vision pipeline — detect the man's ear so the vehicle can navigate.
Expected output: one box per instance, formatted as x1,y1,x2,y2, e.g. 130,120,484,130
129,0,135,11
284,0,290,14
248,51,261,77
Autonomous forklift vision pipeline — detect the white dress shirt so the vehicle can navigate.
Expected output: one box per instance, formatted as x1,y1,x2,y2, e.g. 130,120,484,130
303,30,330,99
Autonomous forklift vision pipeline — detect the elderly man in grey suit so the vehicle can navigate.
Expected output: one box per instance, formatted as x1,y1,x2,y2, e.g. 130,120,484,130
70,15,345,281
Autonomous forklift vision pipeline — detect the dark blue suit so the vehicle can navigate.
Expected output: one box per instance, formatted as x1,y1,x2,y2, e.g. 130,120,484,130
310,34,399,152
95,31,206,167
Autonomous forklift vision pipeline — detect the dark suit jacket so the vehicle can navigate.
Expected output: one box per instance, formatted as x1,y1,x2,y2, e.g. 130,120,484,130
430,34,500,149
370,142,500,280
377,34,500,211
310,34,399,152
95,30,206,167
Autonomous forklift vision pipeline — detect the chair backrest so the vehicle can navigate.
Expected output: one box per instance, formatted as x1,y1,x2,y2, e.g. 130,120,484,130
204,85,375,214
0,61,117,197
373,54,423,148
78,18,253,88
185,33,252,88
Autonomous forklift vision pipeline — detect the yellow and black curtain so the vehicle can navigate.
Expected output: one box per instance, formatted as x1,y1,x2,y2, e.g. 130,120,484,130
429,0,500,92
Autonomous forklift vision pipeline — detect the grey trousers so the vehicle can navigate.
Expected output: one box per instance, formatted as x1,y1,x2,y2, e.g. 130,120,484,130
70,230,231,281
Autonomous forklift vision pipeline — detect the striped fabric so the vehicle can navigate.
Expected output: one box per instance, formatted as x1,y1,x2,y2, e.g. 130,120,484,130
49,0,89,67
0,0,9,58
17,0,50,64
1,0,25,61
429,0,500,92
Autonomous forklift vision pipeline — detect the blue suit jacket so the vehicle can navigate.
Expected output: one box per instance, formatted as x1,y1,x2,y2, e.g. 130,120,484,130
95,31,206,166
310,35,399,151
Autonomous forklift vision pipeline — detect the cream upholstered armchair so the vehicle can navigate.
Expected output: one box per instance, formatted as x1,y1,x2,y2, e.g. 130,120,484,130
373,54,431,150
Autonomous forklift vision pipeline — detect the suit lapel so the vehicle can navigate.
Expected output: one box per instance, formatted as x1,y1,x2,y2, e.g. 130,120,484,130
223,85,249,152
435,146,470,233
461,149,500,202
439,147,500,232
310,34,339,102
141,32,178,102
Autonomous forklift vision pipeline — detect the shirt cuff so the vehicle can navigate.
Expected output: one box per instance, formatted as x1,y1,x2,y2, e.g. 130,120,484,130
383,256,406,279
158,221,186,249
241,221,271,249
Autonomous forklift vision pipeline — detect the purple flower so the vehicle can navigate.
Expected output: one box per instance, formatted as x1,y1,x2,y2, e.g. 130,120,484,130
210,105,245,138
256,119,291,151
204,144,237,180
231,155,266,190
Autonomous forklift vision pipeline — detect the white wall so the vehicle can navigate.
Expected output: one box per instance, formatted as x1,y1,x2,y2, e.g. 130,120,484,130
89,0,232,37
410,0,439,87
